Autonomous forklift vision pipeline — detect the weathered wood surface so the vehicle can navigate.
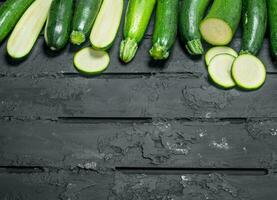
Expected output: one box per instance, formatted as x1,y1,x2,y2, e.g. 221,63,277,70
1,119,277,170
1,170,277,200
0,75,277,118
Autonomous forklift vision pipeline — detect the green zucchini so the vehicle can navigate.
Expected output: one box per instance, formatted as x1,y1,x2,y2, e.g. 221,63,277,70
240,0,267,55
74,47,110,75
0,0,35,44
7,0,53,59
70,0,103,45
232,54,266,90
149,0,178,60
120,0,156,63
45,0,74,51
90,0,123,50
200,0,242,45
208,54,236,89
268,0,277,59
179,0,210,55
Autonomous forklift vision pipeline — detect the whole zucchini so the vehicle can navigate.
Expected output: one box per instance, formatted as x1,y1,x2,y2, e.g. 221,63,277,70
45,0,74,51
179,0,210,55
0,0,35,43
268,0,277,59
70,0,103,45
120,0,156,63
149,0,178,60
240,0,267,55
200,0,242,45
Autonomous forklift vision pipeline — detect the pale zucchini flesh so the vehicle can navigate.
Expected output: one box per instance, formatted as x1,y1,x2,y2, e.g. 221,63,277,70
7,0,53,59
205,46,238,65
74,47,110,75
232,54,266,90
208,54,236,89
90,0,123,50
200,18,233,45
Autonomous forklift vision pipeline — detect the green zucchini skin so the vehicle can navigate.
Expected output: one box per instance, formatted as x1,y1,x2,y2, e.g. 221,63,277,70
70,0,103,45
149,0,178,60
241,0,267,55
45,0,73,51
200,0,242,45
0,0,35,43
268,0,277,59
179,0,210,55
120,0,156,63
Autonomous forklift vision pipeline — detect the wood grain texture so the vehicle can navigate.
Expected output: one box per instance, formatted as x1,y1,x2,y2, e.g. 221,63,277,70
1,119,277,170
0,170,277,200
0,75,277,118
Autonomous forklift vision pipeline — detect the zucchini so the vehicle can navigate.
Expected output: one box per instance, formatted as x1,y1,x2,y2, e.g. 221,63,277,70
232,54,266,90
240,0,267,55
90,0,123,50
200,0,242,45
7,0,53,59
208,54,236,89
120,0,156,63
0,0,35,44
70,0,103,45
45,0,74,51
149,0,178,60
268,0,277,59
205,46,238,65
74,47,110,75
179,0,210,55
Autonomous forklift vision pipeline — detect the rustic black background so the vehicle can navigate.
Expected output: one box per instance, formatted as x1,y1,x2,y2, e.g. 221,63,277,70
1,0,277,199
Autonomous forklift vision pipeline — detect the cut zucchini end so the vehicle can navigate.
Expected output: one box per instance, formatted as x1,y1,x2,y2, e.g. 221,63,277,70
208,54,236,89
70,31,85,45
186,39,204,55
200,18,233,45
74,47,110,75
119,38,138,63
232,54,266,90
149,43,169,60
205,46,238,65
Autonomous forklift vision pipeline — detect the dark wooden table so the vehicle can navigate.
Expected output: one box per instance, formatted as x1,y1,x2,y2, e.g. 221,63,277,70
1,1,277,199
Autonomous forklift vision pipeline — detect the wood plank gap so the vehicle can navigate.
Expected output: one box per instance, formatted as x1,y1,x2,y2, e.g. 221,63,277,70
0,166,44,174
115,167,269,176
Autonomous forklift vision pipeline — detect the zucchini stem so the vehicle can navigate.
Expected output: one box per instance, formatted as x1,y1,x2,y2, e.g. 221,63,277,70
120,38,138,63
149,43,169,60
70,31,85,45
186,39,204,55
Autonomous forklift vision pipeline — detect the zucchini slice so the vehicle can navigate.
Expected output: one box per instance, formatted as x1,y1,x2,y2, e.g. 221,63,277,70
74,47,110,75
205,46,238,65
208,54,236,89
7,0,53,59
232,54,266,90
90,0,123,50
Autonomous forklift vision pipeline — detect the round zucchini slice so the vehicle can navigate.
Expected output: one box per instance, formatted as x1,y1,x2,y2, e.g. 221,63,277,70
232,54,266,90
74,47,110,75
205,46,238,65
208,54,236,89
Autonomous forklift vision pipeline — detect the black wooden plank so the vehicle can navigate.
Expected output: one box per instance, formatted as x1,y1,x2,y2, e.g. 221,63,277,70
0,37,276,75
0,170,112,200
110,172,277,200
1,170,277,200
0,75,277,118
1,119,277,169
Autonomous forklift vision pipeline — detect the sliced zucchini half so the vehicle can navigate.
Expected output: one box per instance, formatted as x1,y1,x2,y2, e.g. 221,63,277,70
205,46,238,65
74,47,110,75
208,53,236,89
232,54,266,90
90,0,123,50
